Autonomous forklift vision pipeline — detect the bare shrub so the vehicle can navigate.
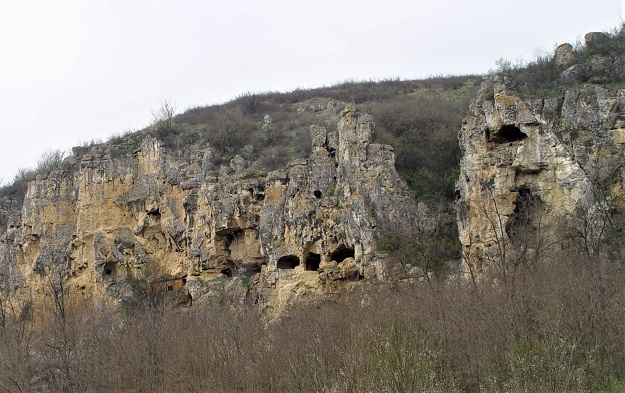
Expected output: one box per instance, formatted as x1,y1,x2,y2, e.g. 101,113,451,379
377,200,460,281
237,91,263,115
494,23,625,97
209,108,256,152
0,253,623,392
35,148,66,175
151,98,177,131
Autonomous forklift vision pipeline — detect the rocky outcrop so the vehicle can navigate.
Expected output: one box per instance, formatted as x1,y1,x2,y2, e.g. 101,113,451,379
457,79,625,274
0,105,420,314
557,32,625,85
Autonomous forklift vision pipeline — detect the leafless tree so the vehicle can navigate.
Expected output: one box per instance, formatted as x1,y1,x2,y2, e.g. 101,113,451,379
152,98,177,131
471,187,561,285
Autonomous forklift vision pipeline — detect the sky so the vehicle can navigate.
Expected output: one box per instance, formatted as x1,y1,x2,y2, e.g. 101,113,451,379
0,0,623,183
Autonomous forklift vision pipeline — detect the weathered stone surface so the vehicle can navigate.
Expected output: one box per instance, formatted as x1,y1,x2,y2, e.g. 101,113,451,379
585,32,610,50
559,64,580,84
555,43,576,69
0,106,422,315
457,78,625,274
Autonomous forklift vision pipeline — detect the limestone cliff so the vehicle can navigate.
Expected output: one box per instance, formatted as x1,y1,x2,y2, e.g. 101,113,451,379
0,105,420,313
457,79,625,274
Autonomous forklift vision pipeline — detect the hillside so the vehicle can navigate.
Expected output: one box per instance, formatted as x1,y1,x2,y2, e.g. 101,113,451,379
104,75,478,200
0,76,478,235
1,24,625,392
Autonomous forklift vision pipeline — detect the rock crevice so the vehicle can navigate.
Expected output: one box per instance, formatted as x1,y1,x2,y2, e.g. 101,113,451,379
458,78,625,274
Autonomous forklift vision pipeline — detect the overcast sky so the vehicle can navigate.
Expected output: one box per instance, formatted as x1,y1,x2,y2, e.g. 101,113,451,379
0,0,622,183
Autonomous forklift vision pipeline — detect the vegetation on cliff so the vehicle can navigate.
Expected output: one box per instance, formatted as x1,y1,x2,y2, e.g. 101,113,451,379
493,23,625,98
1,22,625,393
0,76,478,202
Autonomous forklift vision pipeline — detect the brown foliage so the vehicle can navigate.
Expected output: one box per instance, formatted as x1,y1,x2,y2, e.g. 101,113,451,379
1,252,625,391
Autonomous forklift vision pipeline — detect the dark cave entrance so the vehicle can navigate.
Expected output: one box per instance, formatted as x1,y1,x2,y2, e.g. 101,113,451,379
103,261,119,278
305,252,321,271
506,187,542,241
330,245,355,263
491,125,527,145
277,255,300,269
147,208,161,219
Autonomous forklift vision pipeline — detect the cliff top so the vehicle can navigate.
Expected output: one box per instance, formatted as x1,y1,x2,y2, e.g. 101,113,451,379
0,75,480,234
490,24,625,99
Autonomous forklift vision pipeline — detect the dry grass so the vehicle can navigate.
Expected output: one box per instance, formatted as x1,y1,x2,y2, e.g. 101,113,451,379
1,252,625,392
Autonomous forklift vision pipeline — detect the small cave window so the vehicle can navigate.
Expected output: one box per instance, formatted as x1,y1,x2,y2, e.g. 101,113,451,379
305,252,321,271
277,255,300,269
103,261,118,277
247,187,266,201
313,190,322,199
147,208,161,218
330,245,355,263
491,125,527,145
166,285,174,292
256,185,266,201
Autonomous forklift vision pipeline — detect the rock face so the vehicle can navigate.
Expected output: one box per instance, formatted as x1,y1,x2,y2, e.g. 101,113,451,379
457,79,625,274
0,105,420,314
556,32,625,85
555,43,576,69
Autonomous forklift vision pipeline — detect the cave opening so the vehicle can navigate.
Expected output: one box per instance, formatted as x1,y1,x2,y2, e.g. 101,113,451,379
305,252,321,271
491,125,527,144
216,228,244,257
506,187,542,241
224,230,243,249
103,261,118,277
277,255,300,269
330,245,355,263
313,190,322,199
256,185,266,201
147,208,161,219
